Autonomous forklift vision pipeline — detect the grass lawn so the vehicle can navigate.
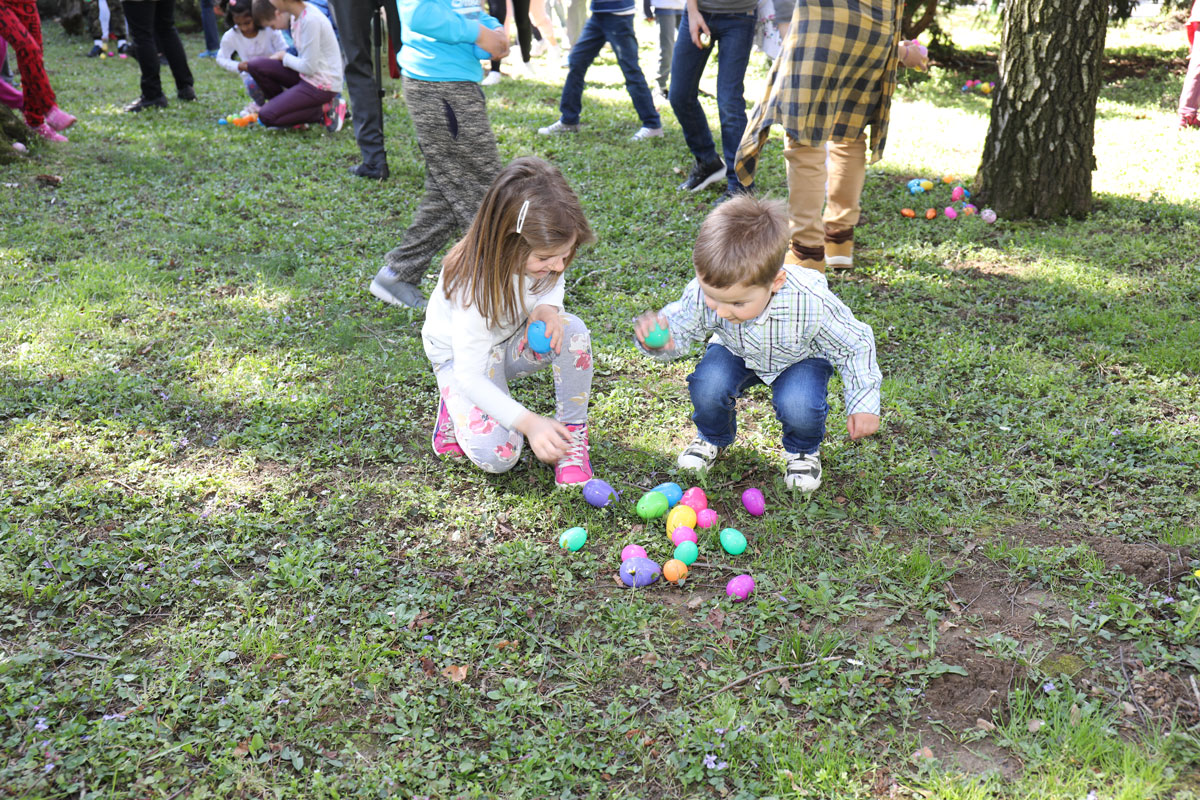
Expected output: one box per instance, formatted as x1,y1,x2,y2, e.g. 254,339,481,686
2,8,1199,798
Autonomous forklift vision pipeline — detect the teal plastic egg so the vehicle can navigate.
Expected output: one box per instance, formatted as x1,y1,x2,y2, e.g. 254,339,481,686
719,527,747,556
643,323,670,349
673,540,698,566
559,526,587,551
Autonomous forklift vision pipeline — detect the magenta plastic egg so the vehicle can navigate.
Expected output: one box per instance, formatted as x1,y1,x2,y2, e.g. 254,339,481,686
619,557,661,588
679,487,708,511
696,508,718,529
951,186,965,202
741,488,765,517
620,544,648,562
944,206,958,219
726,574,756,602
671,526,698,546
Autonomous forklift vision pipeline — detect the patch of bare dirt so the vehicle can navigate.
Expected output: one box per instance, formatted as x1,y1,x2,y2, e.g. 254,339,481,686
998,522,1196,586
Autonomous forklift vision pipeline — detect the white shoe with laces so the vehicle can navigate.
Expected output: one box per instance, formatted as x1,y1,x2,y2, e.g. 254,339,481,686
784,451,822,492
538,119,580,135
677,436,723,471
481,70,503,86
513,59,536,79
632,126,664,141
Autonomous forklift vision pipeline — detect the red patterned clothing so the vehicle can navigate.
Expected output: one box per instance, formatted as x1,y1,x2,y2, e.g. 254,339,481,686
0,0,56,126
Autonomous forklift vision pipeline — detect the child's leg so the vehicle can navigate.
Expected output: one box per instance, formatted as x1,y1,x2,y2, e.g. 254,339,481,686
823,136,867,266
1179,34,1200,120
512,0,534,62
558,14,608,124
245,58,300,103
601,12,661,128
685,343,761,447
501,313,593,425
259,80,337,127
149,0,193,95
769,357,832,455
782,134,828,271
529,0,557,49
382,77,502,284
655,11,678,95
98,0,110,42
487,0,506,73
434,360,525,474
0,0,54,126
241,72,267,107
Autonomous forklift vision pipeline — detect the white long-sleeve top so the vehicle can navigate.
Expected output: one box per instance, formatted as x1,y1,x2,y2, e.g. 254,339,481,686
282,5,343,93
422,272,566,430
215,26,289,73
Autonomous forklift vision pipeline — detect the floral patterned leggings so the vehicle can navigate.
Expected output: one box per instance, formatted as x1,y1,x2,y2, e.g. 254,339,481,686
0,0,55,127
434,312,593,474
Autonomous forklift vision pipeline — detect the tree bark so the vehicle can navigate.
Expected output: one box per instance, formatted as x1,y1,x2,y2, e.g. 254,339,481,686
974,0,1109,219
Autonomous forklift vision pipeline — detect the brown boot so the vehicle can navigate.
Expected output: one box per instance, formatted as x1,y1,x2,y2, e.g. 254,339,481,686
789,241,826,274
824,226,854,271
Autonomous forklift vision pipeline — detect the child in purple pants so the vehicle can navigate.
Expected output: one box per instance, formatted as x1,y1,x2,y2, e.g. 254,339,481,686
1179,0,1200,129
245,0,344,130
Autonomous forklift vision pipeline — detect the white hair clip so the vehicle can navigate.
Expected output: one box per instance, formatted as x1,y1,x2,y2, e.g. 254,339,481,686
516,199,530,234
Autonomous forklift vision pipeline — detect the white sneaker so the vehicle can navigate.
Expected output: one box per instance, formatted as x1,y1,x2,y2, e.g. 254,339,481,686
514,59,536,79
537,119,580,135
632,126,665,141
531,38,548,57
784,451,822,492
481,70,503,86
677,436,723,471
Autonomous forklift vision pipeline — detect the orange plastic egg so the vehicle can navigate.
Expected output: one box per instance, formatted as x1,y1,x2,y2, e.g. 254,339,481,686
900,208,916,218
925,208,937,220
663,559,688,584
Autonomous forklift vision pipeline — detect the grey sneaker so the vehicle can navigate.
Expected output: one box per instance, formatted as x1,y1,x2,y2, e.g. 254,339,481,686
370,267,427,309
784,451,822,492
677,436,724,471
631,126,664,141
538,119,580,135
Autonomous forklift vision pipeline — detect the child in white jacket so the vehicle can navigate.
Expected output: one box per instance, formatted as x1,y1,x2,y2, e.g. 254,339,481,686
216,0,287,112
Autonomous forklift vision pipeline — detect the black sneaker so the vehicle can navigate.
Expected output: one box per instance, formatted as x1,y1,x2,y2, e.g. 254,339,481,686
713,185,752,206
177,86,196,102
87,44,103,58
678,158,726,192
350,163,389,180
125,95,169,112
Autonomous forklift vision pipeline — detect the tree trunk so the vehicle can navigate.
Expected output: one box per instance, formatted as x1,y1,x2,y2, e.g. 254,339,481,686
973,0,1109,219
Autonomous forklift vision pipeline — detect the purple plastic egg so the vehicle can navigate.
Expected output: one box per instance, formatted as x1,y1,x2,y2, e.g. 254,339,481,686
583,478,619,508
679,487,708,511
696,508,718,529
619,556,661,588
726,574,756,602
620,544,648,562
741,488,765,517
671,526,698,546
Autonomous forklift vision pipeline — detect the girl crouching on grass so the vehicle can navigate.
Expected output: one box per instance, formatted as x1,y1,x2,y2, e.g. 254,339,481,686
244,0,345,131
421,157,599,488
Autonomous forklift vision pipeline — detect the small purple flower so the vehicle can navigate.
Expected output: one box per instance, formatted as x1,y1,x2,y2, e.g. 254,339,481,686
102,713,126,721
33,718,48,732
278,698,289,705
43,763,55,774
716,761,728,770
1160,596,1175,605
353,568,360,577
43,560,52,569
714,728,726,735
1043,681,1056,693
422,635,434,641
735,725,746,733
703,754,717,769
1110,429,1121,437
305,614,315,623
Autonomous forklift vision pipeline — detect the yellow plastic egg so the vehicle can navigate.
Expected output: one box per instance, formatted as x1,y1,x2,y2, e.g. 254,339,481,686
665,504,697,534
919,180,934,191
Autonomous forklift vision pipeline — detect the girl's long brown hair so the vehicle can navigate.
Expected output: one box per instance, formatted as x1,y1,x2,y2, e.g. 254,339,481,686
442,157,595,329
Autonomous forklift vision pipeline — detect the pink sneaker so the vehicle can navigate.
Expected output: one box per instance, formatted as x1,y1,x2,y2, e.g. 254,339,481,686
45,106,77,132
431,400,464,458
1180,112,1200,130
30,122,68,143
554,423,592,487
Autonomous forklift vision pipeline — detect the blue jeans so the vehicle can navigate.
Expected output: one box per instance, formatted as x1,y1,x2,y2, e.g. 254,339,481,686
668,9,755,191
687,343,832,455
199,0,220,52
559,12,661,128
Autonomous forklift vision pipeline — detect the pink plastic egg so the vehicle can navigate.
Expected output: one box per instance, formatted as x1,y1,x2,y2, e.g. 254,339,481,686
951,186,964,202
679,487,708,511
981,208,997,224
944,206,958,219
726,574,755,602
620,544,647,562
696,508,718,528
671,526,698,546
741,488,765,517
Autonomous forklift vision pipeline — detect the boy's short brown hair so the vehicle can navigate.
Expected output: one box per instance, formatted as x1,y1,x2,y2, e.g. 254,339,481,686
692,194,789,289
251,0,276,27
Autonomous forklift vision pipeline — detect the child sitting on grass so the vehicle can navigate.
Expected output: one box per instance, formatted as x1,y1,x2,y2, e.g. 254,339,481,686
633,194,881,493
244,0,345,131
216,0,287,114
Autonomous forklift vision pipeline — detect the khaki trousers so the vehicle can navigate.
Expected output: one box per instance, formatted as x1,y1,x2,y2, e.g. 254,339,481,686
783,135,868,267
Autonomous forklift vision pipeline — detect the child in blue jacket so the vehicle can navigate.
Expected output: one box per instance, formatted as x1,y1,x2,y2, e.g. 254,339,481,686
368,0,510,310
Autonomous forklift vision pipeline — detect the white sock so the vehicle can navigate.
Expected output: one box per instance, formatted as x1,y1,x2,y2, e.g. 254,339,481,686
93,39,103,47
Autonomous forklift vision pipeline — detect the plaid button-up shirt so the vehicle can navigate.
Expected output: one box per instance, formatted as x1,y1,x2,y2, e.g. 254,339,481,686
735,0,902,186
646,265,882,416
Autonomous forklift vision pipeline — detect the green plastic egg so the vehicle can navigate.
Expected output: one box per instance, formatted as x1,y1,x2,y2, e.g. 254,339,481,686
559,526,587,552
719,527,747,556
643,323,670,349
636,491,669,520
673,540,699,566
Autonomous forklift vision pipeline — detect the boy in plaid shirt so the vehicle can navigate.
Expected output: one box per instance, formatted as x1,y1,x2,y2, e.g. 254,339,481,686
634,194,881,492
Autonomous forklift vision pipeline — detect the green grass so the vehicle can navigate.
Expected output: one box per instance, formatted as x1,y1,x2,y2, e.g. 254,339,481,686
1,10,1199,799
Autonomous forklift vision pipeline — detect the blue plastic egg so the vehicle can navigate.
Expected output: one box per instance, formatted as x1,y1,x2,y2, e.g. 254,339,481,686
650,482,683,508
619,557,661,588
583,478,619,508
527,321,551,354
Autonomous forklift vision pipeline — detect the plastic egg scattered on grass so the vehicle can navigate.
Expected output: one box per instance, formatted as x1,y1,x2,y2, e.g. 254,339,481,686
981,208,997,224
719,527,747,556
583,478,618,508
951,186,965,202
673,540,699,566
559,526,587,551
919,180,934,191
961,204,977,216
944,207,958,219
741,488,765,517
680,487,707,511
12,142,26,153
726,574,756,602
650,482,683,507
941,175,956,184
527,321,551,354
620,557,661,588
925,208,937,220
663,559,688,584
671,526,698,546
696,508,718,529
643,323,671,349
620,544,648,562
665,504,697,534
636,491,669,520
900,208,916,218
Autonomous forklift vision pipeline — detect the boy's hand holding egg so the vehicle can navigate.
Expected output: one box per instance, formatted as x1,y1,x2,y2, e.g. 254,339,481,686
634,313,673,350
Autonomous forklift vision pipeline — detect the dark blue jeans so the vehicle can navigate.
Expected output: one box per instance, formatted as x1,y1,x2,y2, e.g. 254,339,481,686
559,12,661,128
687,343,832,455
668,8,755,191
199,0,220,51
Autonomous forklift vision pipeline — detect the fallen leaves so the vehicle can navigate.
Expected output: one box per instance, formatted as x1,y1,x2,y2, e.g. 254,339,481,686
35,174,63,187
441,665,468,683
